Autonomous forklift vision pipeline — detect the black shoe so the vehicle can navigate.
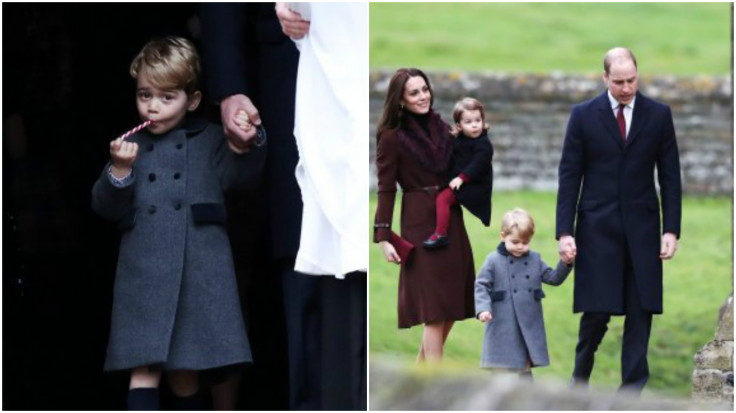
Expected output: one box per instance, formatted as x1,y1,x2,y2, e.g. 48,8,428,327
423,234,448,249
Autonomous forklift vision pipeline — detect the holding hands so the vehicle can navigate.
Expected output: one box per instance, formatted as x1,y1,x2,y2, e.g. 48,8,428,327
110,137,138,178
558,235,577,265
220,94,261,154
478,311,492,323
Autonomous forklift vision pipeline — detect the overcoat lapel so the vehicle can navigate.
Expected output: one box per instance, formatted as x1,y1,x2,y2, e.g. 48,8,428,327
595,93,624,150
625,92,650,148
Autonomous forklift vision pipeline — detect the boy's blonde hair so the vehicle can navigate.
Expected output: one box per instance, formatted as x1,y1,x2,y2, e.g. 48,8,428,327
130,36,201,95
451,97,490,134
501,208,535,240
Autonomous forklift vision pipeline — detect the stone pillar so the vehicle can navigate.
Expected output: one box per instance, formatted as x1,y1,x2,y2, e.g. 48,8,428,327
692,293,734,408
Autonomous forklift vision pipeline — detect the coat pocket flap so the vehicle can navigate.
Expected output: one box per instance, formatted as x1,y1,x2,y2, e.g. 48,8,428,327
191,203,226,225
491,290,506,302
117,208,137,231
533,289,546,300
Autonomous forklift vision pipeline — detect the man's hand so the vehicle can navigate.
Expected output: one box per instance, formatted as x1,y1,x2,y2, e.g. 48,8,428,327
478,311,493,323
558,235,577,263
449,176,464,190
220,94,260,154
660,232,678,260
275,3,310,39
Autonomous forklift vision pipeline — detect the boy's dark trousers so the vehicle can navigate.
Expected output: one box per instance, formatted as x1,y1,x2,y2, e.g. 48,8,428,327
571,250,653,393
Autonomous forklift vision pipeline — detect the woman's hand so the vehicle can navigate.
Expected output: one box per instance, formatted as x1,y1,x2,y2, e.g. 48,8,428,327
449,176,464,190
380,240,401,264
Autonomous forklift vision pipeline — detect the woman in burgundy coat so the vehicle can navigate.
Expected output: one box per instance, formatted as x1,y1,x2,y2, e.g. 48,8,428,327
373,68,476,362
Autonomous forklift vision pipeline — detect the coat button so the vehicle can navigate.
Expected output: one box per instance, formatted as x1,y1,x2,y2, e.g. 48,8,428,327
176,143,183,149
524,262,528,266
148,205,156,214
149,173,156,182
513,289,517,293
174,172,181,180
528,288,532,293
509,260,514,264
526,275,530,279
147,144,154,152
174,202,182,210
512,275,515,279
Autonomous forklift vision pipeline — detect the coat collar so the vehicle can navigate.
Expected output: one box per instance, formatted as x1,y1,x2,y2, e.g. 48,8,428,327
496,241,530,258
595,91,651,149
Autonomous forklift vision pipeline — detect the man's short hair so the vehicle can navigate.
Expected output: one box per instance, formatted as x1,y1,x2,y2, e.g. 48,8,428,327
603,47,638,74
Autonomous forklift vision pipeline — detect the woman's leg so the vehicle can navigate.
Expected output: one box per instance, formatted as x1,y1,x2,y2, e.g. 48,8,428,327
418,321,454,363
166,370,202,410
128,366,162,410
421,322,446,362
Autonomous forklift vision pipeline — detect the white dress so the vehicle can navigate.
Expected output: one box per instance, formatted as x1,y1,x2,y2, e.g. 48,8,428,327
290,3,368,279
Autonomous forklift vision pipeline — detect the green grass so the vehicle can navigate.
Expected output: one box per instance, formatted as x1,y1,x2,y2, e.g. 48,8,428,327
370,3,731,75
369,191,732,397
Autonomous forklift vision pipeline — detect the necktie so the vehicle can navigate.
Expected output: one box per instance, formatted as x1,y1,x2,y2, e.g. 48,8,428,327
617,104,627,141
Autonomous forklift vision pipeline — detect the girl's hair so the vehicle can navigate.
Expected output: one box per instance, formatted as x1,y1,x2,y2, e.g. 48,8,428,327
376,68,434,142
451,97,490,135
501,208,535,240
130,36,201,95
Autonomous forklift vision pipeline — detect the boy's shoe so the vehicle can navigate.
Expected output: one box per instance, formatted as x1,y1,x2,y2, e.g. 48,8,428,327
423,234,448,249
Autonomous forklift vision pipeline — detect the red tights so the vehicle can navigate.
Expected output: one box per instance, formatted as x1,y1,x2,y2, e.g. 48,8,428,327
432,187,457,238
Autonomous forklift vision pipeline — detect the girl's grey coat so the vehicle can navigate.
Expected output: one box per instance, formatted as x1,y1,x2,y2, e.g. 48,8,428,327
474,243,572,369
92,118,264,371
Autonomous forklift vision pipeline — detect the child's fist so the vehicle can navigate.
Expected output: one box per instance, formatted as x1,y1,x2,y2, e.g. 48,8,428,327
110,138,138,176
234,109,254,132
449,176,464,190
478,311,492,323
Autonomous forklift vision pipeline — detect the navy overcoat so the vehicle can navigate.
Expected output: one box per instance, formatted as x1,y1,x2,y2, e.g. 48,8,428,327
556,91,681,315
92,118,265,371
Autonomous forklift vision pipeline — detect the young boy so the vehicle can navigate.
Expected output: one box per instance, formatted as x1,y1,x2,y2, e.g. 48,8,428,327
474,208,573,378
91,36,265,410
424,97,493,249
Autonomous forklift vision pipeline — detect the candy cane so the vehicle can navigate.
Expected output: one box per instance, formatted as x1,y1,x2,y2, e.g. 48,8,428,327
119,120,153,140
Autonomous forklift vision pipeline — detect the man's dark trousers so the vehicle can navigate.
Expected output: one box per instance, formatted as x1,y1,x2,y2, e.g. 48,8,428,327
572,244,653,393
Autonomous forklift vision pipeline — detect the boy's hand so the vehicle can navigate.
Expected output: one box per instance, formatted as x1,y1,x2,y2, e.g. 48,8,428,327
478,311,492,323
110,137,138,178
449,177,464,190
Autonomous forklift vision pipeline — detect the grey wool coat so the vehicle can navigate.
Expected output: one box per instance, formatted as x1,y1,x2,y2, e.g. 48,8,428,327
474,242,572,369
92,117,264,371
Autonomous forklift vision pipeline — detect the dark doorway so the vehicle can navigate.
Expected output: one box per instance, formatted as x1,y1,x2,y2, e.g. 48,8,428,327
3,3,288,410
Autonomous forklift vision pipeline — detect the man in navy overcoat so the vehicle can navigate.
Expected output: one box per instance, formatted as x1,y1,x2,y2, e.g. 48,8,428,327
556,47,681,392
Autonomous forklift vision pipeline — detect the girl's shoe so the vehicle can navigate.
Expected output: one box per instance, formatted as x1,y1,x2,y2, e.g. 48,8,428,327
423,233,448,249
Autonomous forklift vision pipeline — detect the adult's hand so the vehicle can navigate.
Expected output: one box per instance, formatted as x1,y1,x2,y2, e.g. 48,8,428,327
660,232,678,260
275,2,310,39
380,240,401,265
558,235,577,263
220,94,261,154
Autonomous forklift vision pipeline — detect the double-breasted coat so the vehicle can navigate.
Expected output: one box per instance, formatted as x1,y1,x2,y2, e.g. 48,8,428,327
475,243,572,369
556,91,682,315
91,118,265,371
451,130,494,226
374,127,476,329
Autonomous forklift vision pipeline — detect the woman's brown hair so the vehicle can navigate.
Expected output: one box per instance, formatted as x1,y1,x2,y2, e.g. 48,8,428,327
376,68,434,143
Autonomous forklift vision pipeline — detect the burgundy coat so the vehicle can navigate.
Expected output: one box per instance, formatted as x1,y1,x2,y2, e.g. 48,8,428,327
374,127,476,328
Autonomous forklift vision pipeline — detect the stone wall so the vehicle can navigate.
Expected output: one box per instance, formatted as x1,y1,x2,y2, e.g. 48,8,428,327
369,71,732,195
692,294,734,408
370,359,731,410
